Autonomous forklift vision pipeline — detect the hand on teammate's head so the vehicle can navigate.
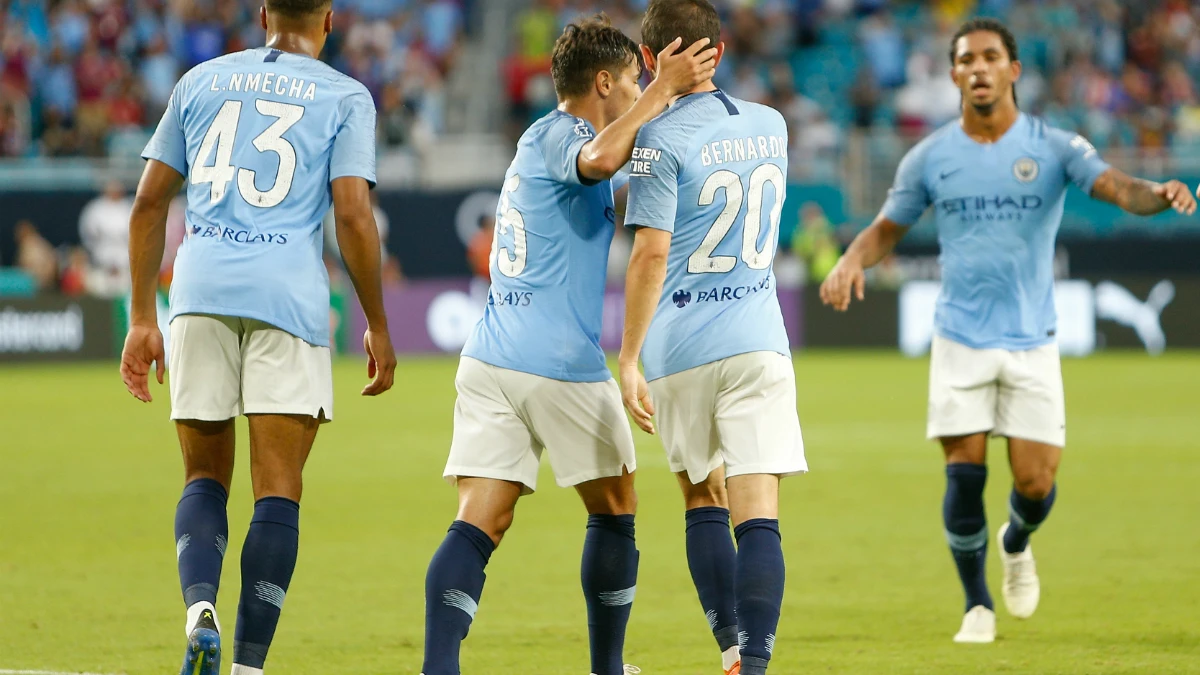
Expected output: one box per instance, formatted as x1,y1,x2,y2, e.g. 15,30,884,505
654,37,719,96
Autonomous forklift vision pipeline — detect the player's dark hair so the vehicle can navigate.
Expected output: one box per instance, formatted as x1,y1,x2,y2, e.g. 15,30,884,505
641,0,721,56
265,0,331,19
950,18,1019,65
551,14,640,100
950,17,1020,107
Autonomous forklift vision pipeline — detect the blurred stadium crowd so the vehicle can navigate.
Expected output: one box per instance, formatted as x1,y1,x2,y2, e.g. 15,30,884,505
0,0,471,158
508,0,1200,180
5,0,1200,298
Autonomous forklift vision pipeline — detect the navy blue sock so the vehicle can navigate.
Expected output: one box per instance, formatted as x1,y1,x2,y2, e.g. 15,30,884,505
175,478,229,608
422,521,495,675
944,463,993,612
232,497,300,669
734,519,785,675
1003,484,1057,554
581,514,639,675
685,507,739,651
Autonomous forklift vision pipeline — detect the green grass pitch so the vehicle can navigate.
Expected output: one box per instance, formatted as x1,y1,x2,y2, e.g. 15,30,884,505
1,352,1198,674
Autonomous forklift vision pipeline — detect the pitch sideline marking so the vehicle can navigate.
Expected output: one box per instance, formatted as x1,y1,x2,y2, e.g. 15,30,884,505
0,662,121,667
0,669,121,675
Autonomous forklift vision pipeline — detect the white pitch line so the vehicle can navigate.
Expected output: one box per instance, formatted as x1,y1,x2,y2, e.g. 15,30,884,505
0,670,120,675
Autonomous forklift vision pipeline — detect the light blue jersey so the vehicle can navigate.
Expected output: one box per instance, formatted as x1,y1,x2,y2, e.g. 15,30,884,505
460,110,615,383
881,114,1110,351
143,47,377,347
625,91,790,381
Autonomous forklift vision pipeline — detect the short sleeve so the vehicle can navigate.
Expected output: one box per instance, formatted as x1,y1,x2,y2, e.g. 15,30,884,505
330,90,378,188
879,143,931,226
142,82,188,176
1047,128,1111,195
540,114,595,186
624,124,680,233
611,167,630,193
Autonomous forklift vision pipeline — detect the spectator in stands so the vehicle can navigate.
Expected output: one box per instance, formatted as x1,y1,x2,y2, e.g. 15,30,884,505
849,66,880,129
78,179,132,298
140,34,179,120
466,212,493,283
859,11,905,89
59,247,94,296
0,88,31,157
14,220,58,291
791,203,841,286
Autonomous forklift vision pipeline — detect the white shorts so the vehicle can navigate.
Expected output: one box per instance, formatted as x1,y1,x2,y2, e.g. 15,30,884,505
445,357,637,494
927,335,1065,447
169,314,334,422
648,351,807,485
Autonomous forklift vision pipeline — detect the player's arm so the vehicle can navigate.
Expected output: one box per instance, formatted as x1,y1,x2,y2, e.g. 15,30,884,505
617,121,682,434
819,215,910,312
122,80,188,403
330,89,395,396
1090,168,1197,216
820,143,928,311
331,176,396,396
575,38,717,182
619,227,670,433
121,159,184,402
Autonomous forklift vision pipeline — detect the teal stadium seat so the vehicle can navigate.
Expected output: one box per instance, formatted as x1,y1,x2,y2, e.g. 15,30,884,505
0,268,37,297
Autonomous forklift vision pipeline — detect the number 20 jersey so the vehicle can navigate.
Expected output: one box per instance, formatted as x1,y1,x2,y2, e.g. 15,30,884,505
143,47,377,347
625,91,790,381
460,110,616,383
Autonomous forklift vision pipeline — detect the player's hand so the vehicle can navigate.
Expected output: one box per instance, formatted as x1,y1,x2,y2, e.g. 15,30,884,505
819,256,866,312
619,361,655,435
1154,180,1197,215
654,37,719,97
120,323,165,403
361,328,396,396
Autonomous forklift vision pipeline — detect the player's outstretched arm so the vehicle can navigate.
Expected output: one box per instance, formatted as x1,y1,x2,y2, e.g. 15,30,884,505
120,159,183,402
331,176,396,396
618,228,671,434
819,215,909,312
1090,168,1197,217
576,38,717,182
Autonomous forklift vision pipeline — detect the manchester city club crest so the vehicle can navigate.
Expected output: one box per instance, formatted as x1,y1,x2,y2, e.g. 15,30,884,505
1013,157,1039,183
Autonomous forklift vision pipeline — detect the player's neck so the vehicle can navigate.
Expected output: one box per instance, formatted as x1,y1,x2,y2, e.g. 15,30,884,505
264,32,322,60
959,99,1020,144
677,81,719,99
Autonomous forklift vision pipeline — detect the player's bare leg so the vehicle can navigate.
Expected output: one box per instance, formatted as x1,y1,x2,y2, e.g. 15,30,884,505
228,414,319,675
724,473,783,675
940,433,996,643
175,420,236,675
575,469,639,675
997,438,1061,619
677,468,740,673
422,477,522,675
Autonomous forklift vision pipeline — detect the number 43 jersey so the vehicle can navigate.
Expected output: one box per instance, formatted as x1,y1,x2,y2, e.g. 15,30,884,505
625,91,790,381
143,47,377,348
461,110,616,383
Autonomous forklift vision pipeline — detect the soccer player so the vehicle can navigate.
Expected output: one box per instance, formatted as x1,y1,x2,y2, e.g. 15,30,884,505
820,18,1197,644
420,16,716,675
619,2,808,674
118,0,398,673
